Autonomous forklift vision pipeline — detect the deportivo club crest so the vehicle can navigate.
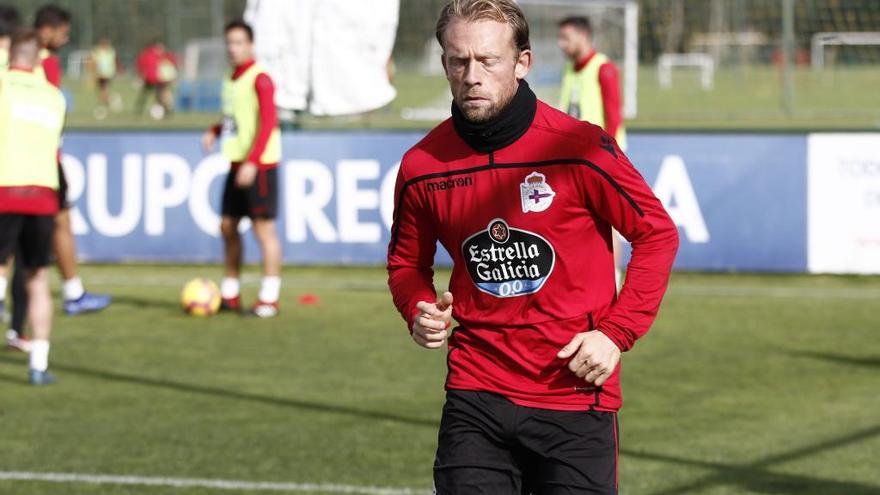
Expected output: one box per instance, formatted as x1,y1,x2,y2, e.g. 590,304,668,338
520,172,556,213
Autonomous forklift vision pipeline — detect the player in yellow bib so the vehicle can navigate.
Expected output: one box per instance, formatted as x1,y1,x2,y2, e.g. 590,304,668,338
0,5,21,338
557,16,626,150
558,16,629,287
89,38,119,115
0,31,67,385
202,20,283,318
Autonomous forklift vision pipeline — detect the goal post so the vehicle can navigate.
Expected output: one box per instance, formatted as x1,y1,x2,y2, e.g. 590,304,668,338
811,31,880,69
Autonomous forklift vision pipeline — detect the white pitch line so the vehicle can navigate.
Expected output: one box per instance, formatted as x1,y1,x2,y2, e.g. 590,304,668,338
0,471,430,495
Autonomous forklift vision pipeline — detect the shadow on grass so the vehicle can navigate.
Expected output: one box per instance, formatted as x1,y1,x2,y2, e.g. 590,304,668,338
0,354,440,429
0,364,26,385
103,294,181,312
627,424,880,495
786,350,880,369
3,352,877,494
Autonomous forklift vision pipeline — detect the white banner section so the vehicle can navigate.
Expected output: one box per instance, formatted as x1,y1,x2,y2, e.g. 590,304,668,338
808,133,880,274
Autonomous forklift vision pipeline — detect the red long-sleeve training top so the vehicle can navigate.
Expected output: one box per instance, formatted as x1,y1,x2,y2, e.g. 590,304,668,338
136,45,178,85
41,53,62,88
41,51,65,186
387,100,678,412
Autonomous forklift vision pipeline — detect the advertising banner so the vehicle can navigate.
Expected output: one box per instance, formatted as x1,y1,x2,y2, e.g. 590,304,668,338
807,133,880,274
62,131,810,272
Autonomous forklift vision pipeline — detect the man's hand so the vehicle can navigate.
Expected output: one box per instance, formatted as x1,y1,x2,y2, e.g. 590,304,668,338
411,292,453,349
235,162,258,188
201,130,217,152
557,330,621,387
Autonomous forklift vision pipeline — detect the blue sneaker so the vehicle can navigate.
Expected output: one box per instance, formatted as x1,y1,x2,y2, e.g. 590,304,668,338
63,292,112,315
29,369,57,386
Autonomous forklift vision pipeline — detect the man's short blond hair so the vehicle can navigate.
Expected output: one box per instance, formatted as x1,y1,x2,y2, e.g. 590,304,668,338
435,0,530,53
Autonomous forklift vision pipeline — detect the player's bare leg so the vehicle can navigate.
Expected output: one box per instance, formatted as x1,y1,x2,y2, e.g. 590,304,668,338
26,267,55,385
157,83,173,116
251,217,281,318
54,209,77,281
219,215,243,311
0,257,13,350
99,83,109,107
5,255,31,351
55,209,111,315
0,257,8,324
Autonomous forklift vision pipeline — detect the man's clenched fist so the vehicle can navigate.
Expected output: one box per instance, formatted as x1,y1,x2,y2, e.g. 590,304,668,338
411,292,453,349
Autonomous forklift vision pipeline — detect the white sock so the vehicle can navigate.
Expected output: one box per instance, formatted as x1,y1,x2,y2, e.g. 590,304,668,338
0,275,7,300
29,339,50,372
63,277,85,301
258,276,281,303
220,277,240,299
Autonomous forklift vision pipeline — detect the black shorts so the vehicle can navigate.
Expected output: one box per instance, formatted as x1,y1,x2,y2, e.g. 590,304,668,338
221,166,278,219
0,214,55,269
57,164,70,209
434,390,618,494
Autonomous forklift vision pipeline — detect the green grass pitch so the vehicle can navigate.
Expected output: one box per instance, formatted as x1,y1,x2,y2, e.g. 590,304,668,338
1,265,878,494
63,65,880,132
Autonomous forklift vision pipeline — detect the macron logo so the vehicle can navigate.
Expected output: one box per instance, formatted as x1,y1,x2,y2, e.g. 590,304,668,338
426,176,473,192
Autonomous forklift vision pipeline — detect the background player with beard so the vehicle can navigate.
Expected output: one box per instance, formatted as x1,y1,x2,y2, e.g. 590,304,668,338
558,15,628,289
387,0,678,492
34,5,112,316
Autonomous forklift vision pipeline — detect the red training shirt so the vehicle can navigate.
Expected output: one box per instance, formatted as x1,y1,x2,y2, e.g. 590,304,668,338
387,100,678,412
41,53,62,88
136,45,177,85
40,50,65,170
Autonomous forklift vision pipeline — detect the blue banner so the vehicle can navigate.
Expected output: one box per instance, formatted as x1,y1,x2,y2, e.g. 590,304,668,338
61,131,808,271
625,134,807,272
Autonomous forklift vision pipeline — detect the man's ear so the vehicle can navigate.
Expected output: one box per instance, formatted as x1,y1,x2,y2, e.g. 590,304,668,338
514,49,532,80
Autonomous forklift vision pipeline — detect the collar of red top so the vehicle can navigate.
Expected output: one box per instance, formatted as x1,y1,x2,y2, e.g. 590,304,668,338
231,59,256,80
573,50,597,72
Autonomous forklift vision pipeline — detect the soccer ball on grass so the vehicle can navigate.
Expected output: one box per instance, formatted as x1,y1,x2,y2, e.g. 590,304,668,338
180,278,221,316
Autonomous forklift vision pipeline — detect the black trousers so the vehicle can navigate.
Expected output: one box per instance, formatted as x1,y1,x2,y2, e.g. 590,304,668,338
434,390,618,495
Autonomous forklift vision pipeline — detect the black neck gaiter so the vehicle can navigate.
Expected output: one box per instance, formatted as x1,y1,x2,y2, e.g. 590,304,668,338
451,80,537,154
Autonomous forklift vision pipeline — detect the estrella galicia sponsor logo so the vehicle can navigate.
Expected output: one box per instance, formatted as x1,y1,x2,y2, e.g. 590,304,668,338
426,176,473,192
462,218,555,298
